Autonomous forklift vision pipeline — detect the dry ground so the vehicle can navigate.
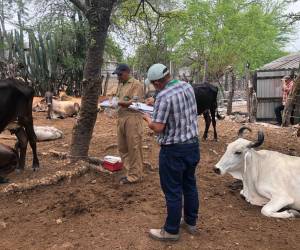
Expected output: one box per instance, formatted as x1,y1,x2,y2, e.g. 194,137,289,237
0,111,300,250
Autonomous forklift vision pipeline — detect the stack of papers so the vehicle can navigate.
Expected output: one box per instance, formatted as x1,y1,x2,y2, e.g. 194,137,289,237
99,101,154,115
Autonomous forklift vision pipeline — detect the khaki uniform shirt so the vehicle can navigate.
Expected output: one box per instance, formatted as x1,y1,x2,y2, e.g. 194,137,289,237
117,77,144,117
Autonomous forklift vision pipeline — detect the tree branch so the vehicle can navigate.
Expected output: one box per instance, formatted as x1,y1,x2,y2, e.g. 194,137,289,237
69,0,86,13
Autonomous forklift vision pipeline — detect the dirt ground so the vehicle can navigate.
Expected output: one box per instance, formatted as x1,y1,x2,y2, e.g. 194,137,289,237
0,110,300,250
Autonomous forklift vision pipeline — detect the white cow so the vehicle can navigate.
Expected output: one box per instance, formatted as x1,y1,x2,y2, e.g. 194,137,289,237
214,126,300,218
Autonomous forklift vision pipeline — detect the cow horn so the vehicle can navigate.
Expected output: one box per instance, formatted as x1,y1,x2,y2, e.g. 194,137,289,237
238,126,252,137
247,130,264,148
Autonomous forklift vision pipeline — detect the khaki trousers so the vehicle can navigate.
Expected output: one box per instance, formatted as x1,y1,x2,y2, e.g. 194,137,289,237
117,115,143,182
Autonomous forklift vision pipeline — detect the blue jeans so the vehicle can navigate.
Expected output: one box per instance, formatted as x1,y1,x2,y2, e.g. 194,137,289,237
159,142,200,234
274,104,284,124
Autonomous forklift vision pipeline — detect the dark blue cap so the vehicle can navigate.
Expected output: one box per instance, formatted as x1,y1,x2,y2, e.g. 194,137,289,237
113,63,130,75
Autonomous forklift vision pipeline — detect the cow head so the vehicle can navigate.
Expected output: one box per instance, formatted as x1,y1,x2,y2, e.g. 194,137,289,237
44,91,54,119
214,127,264,179
45,91,53,107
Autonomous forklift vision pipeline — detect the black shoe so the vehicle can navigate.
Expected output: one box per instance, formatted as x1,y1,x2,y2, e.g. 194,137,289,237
0,176,9,184
119,176,132,185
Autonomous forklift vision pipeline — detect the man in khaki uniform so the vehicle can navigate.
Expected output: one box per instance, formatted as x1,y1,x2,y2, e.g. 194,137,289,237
113,64,144,184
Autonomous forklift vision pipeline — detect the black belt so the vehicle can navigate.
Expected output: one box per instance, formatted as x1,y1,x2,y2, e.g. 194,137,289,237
178,137,199,145
162,137,199,147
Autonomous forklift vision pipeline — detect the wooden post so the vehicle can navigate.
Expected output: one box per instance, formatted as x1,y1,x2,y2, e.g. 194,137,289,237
245,62,252,121
226,67,235,115
282,74,300,127
103,72,110,96
250,90,257,123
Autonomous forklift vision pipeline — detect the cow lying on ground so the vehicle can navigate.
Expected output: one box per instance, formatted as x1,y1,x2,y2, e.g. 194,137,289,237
34,126,63,141
214,126,300,218
0,143,18,183
145,82,223,140
44,91,80,119
59,90,82,104
0,78,39,171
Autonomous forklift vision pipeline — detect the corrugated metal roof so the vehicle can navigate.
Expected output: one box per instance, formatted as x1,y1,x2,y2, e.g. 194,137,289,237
259,53,300,71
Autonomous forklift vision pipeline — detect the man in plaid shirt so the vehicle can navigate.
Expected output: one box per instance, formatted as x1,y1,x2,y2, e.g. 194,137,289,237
143,63,200,241
275,75,294,125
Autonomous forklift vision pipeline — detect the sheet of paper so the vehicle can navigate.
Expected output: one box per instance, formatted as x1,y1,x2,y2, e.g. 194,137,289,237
99,100,112,107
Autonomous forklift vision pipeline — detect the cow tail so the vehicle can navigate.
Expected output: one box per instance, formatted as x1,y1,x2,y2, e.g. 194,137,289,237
214,101,224,120
216,109,224,120
215,87,224,120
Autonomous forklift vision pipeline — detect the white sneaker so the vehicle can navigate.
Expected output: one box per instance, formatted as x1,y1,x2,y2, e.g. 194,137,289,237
180,219,197,235
149,228,179,241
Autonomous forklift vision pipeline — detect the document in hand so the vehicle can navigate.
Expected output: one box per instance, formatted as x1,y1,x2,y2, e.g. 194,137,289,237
129,102,154,115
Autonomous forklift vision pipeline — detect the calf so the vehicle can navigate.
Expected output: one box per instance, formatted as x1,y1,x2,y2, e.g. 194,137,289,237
214,127,300,218
0,143,18,183
0,78,39,170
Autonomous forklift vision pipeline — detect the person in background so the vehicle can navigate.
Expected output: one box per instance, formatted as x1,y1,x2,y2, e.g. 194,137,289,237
274,75,294,125
143,63,200,241
113,64,144,185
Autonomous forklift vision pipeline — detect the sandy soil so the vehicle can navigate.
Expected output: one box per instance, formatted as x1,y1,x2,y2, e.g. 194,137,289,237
0,111,300,250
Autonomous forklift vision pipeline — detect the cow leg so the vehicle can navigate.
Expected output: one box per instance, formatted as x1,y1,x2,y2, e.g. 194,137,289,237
261,197,296,218
202,111,211,140
210,108,218,141
46,104,52,119
14,128,28,170
24,123,39,171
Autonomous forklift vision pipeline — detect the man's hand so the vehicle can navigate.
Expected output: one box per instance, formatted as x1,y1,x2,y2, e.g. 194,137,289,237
142,113,152,124
145,97,155,106
142,113,165,133
118,100,133,107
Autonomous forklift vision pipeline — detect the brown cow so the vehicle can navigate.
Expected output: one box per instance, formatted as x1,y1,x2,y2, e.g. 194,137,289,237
45,91,80,119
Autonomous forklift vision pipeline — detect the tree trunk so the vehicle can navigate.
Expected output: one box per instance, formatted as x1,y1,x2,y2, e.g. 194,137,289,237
202,59,208,82
227,70,236,115
224,71,229,91
282,75,300,127
103,72,110,96
70,0,116,157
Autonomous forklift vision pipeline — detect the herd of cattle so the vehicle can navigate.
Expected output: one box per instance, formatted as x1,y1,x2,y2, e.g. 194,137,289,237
0,78,300,219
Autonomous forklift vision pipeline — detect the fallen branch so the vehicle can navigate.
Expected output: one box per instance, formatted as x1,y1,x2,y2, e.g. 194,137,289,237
49,150,103,165
0,134,16,140
2,163,89,193
105,144,118,151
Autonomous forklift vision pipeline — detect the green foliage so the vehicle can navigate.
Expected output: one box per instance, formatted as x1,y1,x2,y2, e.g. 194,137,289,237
105,37,123,62
0,0,123,94
165,0,291,79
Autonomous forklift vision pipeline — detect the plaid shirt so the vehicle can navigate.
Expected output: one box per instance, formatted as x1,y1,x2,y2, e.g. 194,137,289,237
152,81,199,145
282,79,294,105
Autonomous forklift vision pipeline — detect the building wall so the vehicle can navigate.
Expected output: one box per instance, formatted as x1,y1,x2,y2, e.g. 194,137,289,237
256,69,300,123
